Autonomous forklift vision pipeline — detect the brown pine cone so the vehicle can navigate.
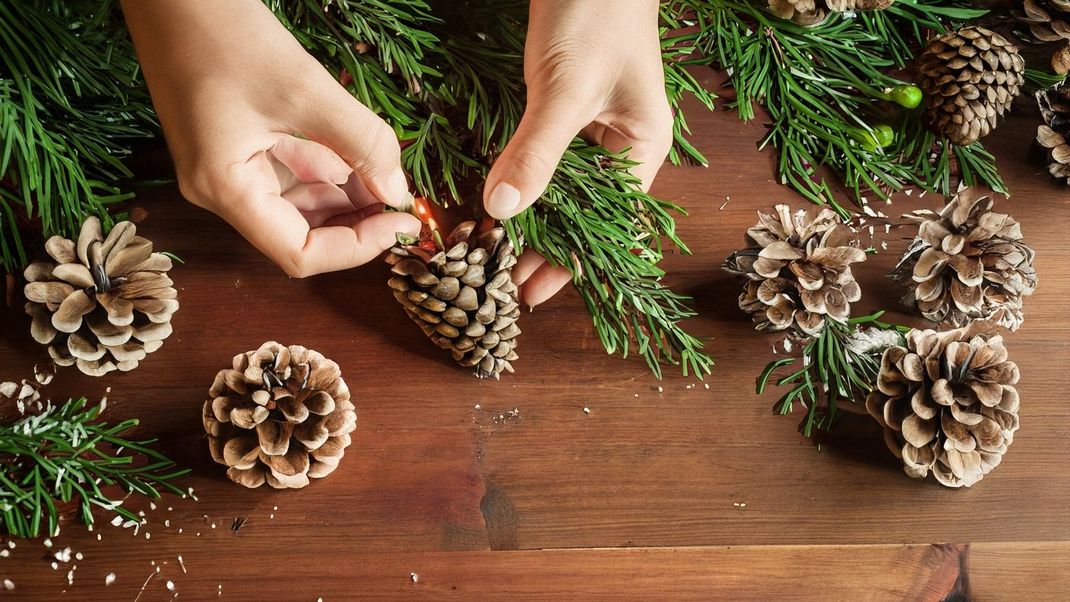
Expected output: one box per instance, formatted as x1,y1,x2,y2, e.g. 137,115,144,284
203,342,356,489
387,218,520,379
866,326,1020,487
724,205,866,337
1013,0,1070,73
917,26,1025,146
1036,81,1070,182
766,0,894,27
893,188,1036,331
23,217,178,376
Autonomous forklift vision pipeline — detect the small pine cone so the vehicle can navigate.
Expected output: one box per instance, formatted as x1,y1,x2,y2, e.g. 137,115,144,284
766,0,894,26
866,326,1020,487
22,217,178,376
1036,81,1070,182
917,26,1025,146
203,342,356,490
893,188,1036,331
724,205,866,337
1013,0,1070,73
387,220,521,379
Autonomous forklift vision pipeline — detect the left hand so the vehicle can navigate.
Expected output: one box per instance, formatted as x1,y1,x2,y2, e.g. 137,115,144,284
485,0,673,308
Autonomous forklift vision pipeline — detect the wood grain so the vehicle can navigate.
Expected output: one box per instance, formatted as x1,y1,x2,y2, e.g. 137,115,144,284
1,68,1068,599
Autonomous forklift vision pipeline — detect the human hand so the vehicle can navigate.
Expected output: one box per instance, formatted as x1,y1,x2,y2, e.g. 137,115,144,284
484,0,672,307
121,0,420,277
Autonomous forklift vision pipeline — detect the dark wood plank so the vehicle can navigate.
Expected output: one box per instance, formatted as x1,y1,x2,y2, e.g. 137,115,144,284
1,542,1065,601
2,68,1068,598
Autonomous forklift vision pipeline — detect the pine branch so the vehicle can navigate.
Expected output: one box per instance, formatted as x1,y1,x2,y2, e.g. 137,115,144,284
672,0,1005,217
0,397,189,538
0,0,155,273
506,144,712,378
756,311,908,436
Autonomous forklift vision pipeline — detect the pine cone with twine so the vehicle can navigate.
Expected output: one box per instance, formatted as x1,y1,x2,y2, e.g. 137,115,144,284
893,188,1036,331
387,211,521,379
23,217,178,376
1013,0,1070,73
917,26,1025,146
1036,81,1070,182
724,205,866,337
203,342,356,490
866,326,1019,487
766,0,895,27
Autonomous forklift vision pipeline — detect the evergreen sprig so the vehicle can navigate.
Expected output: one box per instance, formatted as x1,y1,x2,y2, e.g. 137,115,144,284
506,144,712,378
669,0,1005,218
757,312,908,436
0,0,155,273
0,397,189,538
275,0,715,376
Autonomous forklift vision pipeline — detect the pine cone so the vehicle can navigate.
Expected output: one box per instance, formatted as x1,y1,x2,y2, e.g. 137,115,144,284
917,26,1025,146
22,217,178,376
893,188,1036,331
766,0,894,27
866,326,1020,487
202,342,356,490
1036,81,1070,182
724,205,866,337
1013,0,1070,73
387,219,521,379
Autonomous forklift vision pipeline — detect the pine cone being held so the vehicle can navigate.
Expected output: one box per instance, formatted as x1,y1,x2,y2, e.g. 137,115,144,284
1013,0,1070,74
387,209,521,379
866,326,1020,487
766,0,894,27
203,342,356,489
23,217,178,376
724,205,866,337
1036,81,1070,183
893,188,1036,331
917,26,1025,146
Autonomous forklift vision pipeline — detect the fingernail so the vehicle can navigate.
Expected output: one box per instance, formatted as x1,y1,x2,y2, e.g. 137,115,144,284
384,168,409,206
487,182,521,218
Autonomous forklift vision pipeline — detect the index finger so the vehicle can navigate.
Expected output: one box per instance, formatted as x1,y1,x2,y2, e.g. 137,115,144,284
224,191,420,278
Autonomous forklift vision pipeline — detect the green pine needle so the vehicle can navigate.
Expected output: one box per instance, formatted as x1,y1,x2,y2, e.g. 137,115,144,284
756,312,908,436
0,397,189,538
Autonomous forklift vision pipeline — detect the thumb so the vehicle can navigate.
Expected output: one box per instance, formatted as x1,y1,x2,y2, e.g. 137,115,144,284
299,89,410,208
485,95,590,219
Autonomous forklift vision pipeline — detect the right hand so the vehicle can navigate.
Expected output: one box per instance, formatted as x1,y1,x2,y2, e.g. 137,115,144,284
122,0,420,277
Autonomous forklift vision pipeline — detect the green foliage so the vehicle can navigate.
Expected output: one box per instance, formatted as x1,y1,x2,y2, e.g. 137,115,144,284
669,0,1006,218
0,0,156,273
0,397,189,538
507,144,712,378
757,312,908,436
274,0,716,376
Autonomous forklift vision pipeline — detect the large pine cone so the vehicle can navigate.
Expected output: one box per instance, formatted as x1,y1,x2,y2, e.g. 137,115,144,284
1013,0,1070,73
23,217,178,376
1036,81,1070,183
724,205,865,337
893,188,1036,331
917,26,1025,146
766,0,894,27
203,342,356,489
866,326,1020,487
387,220,520,379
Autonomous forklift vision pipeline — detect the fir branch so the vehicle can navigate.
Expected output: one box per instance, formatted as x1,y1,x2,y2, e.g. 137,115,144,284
673,0,1004,216
506,144,712,378
757,311,908,436
0,0,155,273
0,397,189,538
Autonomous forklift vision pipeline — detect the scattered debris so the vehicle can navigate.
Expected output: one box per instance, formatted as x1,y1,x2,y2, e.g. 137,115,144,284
733,502,747,509
231,516,247,532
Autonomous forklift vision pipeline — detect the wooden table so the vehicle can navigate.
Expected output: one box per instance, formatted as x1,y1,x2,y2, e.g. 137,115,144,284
1,75,1068,600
